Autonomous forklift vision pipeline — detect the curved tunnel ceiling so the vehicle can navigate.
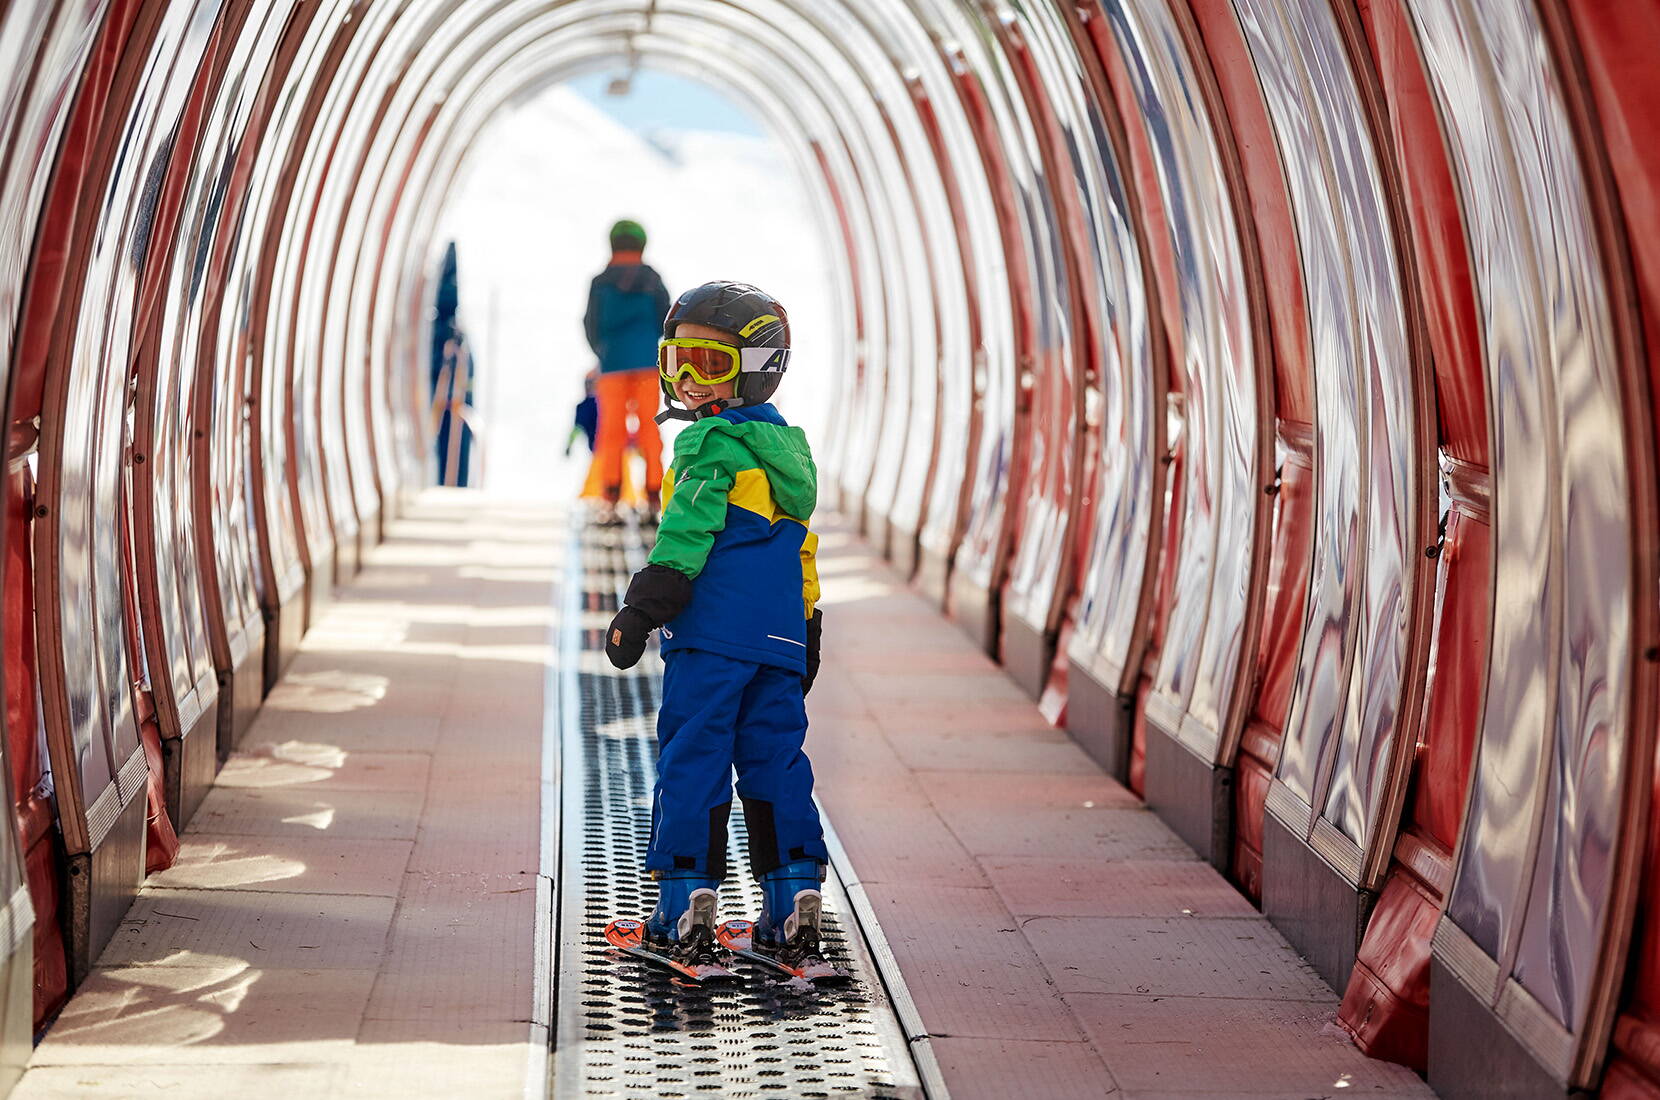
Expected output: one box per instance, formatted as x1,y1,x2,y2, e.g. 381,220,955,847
3,0,1660,1096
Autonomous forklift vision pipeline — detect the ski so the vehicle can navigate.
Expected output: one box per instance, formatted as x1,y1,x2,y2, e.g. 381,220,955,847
716,919,850,984
603,918,738,983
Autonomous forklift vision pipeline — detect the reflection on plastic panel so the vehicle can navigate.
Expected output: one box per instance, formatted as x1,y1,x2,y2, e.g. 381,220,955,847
113,0,225,780
340,3,456,529
826,150,890,512
1,4,108,847
915,40,1018,582
907,68,989,570
245,0,355,598
1099,0,1258,763
864,96,936,542
994,10,1078,640
1057,4,1157,696
0,4,101,376
794,61,889,511
284,3,406,562
1411,0,1636,1046
54,340,113,803
191,2,290,653
944,19,1034,598
142,1,274,728
1238,0,1421,863
0,0,88,908
875,110,937,533
321,2,459,538
301,4,390,551
58,0,220,817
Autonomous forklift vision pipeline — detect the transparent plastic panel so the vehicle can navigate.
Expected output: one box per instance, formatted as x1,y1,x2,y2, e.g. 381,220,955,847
1100,0,1257,759
996,7,1086,639
0,4,104,374
910,62,1001,566
148,0,269,708
1231,0,1418,855
945,8,1041,597
1064,5,1158,692
934,55,1019,590
239,4,346,595
287,2,406,558
56,334,117,805
1412,0,1635,1038
874,87,952,544
56,0,213,811
188,2,289,646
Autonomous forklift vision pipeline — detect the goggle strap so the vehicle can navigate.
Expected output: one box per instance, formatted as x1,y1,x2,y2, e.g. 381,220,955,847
739,347,790,373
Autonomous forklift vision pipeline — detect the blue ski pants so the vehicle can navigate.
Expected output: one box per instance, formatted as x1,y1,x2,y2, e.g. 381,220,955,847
646,647,828,879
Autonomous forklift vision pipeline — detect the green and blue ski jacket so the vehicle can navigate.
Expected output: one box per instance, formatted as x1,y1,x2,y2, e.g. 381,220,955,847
650,404,819,673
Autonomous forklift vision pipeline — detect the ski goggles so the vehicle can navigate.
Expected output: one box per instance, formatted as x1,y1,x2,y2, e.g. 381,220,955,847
659,338,792,387
659,338,743,387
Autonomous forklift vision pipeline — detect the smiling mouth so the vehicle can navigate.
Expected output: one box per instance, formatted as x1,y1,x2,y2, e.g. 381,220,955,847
684,388,711,402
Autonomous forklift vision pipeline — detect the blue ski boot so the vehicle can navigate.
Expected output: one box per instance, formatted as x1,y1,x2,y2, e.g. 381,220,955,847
644,871,734,980
750,859,845,982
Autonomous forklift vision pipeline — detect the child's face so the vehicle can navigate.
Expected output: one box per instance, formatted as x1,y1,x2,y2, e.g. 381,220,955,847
670,322,739,409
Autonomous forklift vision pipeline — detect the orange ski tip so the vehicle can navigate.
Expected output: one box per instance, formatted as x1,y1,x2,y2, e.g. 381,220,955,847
604,918,645,948
715,919,755,951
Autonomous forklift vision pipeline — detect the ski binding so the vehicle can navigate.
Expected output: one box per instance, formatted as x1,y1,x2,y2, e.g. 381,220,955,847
603,918,738,983
716,919,850,984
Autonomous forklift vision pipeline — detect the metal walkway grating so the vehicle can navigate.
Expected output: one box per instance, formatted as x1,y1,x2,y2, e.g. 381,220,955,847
552,522,926,1099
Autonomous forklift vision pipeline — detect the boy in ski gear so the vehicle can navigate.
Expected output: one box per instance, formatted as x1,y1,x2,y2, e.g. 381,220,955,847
584,219,672,516
606,281,836,979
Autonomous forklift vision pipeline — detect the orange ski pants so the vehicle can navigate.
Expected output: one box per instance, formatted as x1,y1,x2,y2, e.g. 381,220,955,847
594,367,664,500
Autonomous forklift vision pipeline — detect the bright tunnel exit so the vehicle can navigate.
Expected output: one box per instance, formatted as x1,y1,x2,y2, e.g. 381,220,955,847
434,69,834,498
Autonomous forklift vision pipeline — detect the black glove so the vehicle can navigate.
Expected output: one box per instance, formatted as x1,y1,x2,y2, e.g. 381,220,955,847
623,564,693,623
802,609,824,695
605,565,694,670
605,606,655,669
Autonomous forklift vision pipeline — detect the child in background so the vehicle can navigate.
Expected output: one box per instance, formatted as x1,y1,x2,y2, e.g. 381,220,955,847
605,281,836,980
566,368,598,456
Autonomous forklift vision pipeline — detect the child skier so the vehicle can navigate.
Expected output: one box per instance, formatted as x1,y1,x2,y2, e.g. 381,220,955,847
604,280,834,981
566,368,598,456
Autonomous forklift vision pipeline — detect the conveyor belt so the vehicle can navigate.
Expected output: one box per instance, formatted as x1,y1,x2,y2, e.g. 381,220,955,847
551,522,927,1099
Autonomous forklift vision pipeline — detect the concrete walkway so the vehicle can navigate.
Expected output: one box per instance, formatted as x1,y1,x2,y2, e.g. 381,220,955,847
16,493,559,1098
809,522,1432,1100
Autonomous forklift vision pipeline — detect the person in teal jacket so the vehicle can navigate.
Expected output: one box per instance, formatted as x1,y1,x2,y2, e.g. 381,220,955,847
605,281,837,980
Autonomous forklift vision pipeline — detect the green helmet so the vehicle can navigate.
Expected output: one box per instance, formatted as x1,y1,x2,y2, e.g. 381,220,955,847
609,218,646,251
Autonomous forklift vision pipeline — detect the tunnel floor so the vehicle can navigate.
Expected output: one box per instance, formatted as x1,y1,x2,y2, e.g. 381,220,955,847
8,491,1431,1099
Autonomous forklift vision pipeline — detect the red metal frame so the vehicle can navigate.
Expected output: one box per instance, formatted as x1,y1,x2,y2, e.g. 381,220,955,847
3,461,67,1026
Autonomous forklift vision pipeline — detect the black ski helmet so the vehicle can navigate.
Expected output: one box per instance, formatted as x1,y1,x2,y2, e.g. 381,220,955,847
657,281,791,421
